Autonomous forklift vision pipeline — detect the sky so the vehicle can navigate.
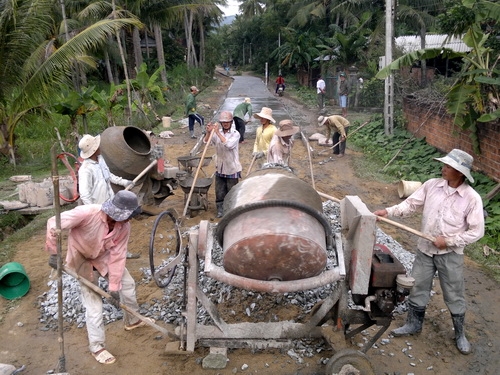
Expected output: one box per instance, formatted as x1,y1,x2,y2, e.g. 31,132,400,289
220,0,240,16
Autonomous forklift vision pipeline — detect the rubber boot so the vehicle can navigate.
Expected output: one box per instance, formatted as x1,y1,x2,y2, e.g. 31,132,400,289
216,202,224,218
190,130,195,139
451,313,472,354
391,303,425,336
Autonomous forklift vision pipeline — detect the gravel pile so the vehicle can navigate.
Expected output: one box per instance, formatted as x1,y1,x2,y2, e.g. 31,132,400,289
38,200,415,356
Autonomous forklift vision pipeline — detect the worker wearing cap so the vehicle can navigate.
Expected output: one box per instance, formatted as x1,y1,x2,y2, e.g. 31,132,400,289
232,97,253,143
338,72,349,116
45,191,155,365
267,119,299,166
204,111,242,218
374,149,484,355
317,115,350,157
185,85,204,138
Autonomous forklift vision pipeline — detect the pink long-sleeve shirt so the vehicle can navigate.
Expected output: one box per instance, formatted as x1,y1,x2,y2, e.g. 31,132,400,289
45,205,130,291
386,178,484,256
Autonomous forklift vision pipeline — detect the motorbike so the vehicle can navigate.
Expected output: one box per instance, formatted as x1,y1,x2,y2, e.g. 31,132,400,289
277,84,285,97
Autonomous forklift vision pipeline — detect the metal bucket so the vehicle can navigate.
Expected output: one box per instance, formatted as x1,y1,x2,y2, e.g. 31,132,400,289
218,168,329,281
100,126,152,180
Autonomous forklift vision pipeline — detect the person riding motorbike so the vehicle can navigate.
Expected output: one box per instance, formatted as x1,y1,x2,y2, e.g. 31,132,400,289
275,75,285,95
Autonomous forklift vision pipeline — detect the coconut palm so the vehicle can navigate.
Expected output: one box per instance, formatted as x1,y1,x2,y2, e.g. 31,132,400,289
0,0,141,162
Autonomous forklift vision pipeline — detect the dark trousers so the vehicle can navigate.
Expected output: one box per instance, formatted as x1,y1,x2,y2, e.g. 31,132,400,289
332,127,348,155
215,175,239,205
234,117,246,142
188,113,204,131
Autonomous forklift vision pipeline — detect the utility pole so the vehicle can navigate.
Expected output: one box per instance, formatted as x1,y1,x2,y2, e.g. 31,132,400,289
384,0,395,135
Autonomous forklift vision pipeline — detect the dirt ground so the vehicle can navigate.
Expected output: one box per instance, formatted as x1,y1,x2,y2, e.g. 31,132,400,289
1,71,499,375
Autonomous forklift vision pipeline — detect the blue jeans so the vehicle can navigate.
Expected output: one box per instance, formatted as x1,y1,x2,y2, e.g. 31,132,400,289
188,113,204,131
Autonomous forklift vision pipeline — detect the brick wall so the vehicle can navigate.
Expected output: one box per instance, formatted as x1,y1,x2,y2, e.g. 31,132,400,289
403,97,500,182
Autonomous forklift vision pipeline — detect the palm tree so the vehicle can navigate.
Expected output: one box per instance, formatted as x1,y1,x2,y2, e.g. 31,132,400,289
0,0,141,162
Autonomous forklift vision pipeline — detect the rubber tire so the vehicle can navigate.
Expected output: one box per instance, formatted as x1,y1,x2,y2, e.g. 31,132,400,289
325,349,375,375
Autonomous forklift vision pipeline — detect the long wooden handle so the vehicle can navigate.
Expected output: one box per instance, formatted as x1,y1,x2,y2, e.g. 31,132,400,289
125,160,158,191
183,128,215,217
62,265,172,337
316,191,436,242
246,153,257,177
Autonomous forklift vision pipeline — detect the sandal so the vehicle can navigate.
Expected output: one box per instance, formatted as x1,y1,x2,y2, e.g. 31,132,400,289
92,348,116,364
124,317,155,331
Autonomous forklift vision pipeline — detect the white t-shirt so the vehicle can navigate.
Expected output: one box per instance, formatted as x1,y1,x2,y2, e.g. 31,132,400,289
317,78,326,94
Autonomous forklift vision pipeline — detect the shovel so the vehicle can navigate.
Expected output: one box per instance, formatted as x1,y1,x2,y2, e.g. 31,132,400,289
61,265,173,338
318,121,369,155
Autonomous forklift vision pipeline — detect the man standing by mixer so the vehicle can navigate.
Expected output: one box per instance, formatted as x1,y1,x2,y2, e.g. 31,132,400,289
373,149,484,355
204,111,242,218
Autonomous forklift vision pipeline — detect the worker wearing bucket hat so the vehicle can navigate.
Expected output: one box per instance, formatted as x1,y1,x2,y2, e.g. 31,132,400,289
204,111,242,218
45,191,154,365
374,149,484,355
78,134,139,259
252,107,277,160
267,119,299,166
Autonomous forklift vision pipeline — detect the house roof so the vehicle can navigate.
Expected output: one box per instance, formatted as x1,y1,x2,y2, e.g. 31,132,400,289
395,34,471,53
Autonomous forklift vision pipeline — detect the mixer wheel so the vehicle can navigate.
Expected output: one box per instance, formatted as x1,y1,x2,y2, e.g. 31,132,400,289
325,349,375,375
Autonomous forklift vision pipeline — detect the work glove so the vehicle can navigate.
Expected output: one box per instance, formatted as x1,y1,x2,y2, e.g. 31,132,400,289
48,254,58,270
107,291,121,309
252,152,264,159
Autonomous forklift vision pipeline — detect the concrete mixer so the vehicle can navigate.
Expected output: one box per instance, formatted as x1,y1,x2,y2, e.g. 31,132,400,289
99,126,180,205
149,167,411,374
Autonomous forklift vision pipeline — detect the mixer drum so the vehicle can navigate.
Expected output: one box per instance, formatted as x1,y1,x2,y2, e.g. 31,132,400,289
99,126,152,180
220,168,328,281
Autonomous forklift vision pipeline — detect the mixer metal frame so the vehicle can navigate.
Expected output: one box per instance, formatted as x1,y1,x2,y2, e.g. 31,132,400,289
153,195,401,374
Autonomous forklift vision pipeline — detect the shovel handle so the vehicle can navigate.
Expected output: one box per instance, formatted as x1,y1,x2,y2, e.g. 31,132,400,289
61,266,172,337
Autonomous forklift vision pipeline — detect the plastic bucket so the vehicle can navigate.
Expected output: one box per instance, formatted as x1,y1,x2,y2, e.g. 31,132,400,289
0,262,30,300
398,180,422,199
162,116,171,128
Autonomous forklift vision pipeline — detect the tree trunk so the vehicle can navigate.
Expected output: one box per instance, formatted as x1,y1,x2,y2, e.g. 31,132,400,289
154,24,168,85
420,27,427,87
133,27,143,71
104,49,114,84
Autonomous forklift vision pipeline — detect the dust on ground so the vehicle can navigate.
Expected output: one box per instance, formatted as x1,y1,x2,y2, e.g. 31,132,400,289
0,71,499,375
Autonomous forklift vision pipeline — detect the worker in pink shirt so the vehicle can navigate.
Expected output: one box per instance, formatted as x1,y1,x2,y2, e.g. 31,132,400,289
45,190,154,365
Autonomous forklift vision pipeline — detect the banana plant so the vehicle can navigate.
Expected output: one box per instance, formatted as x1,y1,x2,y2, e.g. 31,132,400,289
376,0,500,153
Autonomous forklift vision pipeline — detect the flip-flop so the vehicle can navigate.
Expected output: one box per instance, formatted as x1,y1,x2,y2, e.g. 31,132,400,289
92,348,116,364
124,317,155,331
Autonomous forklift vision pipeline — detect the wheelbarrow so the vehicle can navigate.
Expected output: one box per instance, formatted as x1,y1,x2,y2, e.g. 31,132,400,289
178,175,213,217
177,155,213,175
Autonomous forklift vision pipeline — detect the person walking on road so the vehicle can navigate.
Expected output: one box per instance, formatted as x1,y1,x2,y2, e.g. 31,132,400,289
316,75,326,110
373,149,484,355
267,119,299,166
317,115,349,157
204,111,242,218
252,107,277,160
185,86,204,138
338,72,350,117
233,97,253,143
45,191,155,365
77,134,139,259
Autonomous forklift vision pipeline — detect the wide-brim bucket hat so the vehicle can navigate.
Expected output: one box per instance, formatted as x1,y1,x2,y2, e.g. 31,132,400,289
79,134,101,159
434,148,474,183
253,107,276,123
317,116,328,126
102,190,141,222
275,120,299,137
